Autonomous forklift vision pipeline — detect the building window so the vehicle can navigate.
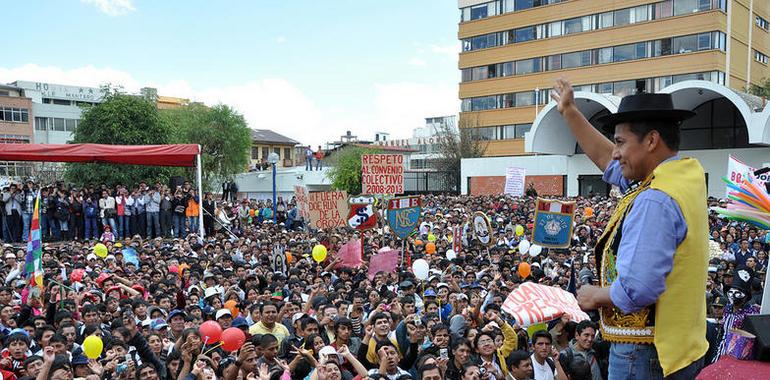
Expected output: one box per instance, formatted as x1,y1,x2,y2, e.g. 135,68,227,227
564,17,584,34
0,107,29,123
34,117,47,131
470,4,489,20
65,119,77,132
283,147,292,160
613,44,636,62
51,99,72,106
251,147,259,160
515,58,541,74
755,50,769,65
672,34,698,53
599,12,614,28
757,15,770,31
673,0,708,16
614,8,631,26
515,92,535,106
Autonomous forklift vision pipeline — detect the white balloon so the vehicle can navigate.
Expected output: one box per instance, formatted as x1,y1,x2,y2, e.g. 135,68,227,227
529,244,542,257
518,239,531,254
412,259,430,280
446,249,457,260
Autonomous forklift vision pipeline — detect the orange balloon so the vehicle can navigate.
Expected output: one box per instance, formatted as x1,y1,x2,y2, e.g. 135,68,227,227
224,300,240,318
286,252,293,264
415,240,424,246
518,262,531,279
426,242,436,255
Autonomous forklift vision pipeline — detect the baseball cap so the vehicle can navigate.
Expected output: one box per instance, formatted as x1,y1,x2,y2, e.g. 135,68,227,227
151,318,169,330
167,309,187,322
423,289,437,297
232,317,249,328
317,346,342,363
215,309,232,320
292,312,310,324
72,355,89,366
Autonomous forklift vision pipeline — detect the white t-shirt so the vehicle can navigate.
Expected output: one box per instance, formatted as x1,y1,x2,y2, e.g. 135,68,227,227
530,353,555,380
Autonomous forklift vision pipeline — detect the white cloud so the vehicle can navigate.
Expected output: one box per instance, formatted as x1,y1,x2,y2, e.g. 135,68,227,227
275,36,287,44
408,57,427,66
0,64,459,147
81,0,135,16
430,43,460,62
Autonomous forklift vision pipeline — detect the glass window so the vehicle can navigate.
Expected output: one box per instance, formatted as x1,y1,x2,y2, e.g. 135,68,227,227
655,0,673,18
462,69,473,82
654,38,672,56
1,109,10,122
674,0,699,15
598,47,613,64
515,26,536,42
614,8,631,26
636,42,649,59
251,147,259,159
698,0,711,11
502,93,515,108
599,12,614,28
515,92,535,106
697,32,712,50
597,83,614,93
561,52,582,68
515,0,534,10
21,110,28,122
501,62,514,76
613,44,635,62
503,125,516,139
65,119,77,132
462,39,472,52
515,58,541,74
487,64,497,78
503,0,515,12
477,127,497,140
515,124,532,138
11,108,21,122
547,54,562,70
35,117,48,131
470,4,488,20
633,5,650,22
549,21,562,37
673,34,698,53
52,99,71,105
613,80,636,96
462,99,472,112
472,66,488,81
53,118,65,131
564,17,583,34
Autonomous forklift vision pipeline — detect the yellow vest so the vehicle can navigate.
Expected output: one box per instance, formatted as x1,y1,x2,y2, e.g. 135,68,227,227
596,158,708,376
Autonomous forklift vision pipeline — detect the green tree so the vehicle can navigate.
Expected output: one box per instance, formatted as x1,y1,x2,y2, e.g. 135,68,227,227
64,88,181,186
163,103,251,191
748,77,770,98
326,146,381,195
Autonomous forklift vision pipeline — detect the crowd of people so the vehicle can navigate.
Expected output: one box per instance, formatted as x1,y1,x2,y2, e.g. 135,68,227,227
0,179,764,380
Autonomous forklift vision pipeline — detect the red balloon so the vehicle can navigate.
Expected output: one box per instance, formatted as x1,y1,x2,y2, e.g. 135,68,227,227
199,321,222,343
221,327,246,351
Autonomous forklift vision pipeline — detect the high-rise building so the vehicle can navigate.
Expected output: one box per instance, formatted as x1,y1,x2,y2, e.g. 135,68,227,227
0,84,34,178
458,0,770,157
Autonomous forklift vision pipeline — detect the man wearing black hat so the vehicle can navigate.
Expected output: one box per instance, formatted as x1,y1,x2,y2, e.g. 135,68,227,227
553,79,709,379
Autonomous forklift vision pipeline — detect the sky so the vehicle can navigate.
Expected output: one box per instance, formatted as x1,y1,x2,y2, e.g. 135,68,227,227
0,0,461,147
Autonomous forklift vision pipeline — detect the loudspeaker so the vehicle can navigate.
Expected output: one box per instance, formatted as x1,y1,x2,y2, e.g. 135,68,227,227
169,176,185,191
743,314,770,361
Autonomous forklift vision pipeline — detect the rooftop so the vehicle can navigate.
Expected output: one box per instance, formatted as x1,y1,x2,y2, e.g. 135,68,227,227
251,129,300,145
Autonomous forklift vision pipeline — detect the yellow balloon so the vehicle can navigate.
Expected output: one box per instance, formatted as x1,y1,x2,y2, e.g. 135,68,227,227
515,225,525,237
427,234,436,242
312,244,327,263
83,335,104,359
94,243,108,258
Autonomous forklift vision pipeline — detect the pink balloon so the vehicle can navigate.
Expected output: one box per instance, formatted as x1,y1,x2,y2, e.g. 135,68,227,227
199,321,222,343
221,327,246,351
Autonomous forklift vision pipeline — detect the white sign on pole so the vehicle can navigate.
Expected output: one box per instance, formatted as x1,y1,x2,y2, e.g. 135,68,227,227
504,167,526,196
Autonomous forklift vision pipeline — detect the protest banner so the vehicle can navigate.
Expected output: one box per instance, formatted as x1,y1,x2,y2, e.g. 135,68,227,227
472,211,492,246
348,196,377,231
387,196,421,239
367,247,399,280
294,186,311,221
307,190,348,229
335,239,362,269
361,154,404,195
533,198,576,248
727,155,769,197
452,225,462,254
504,167,526,196
271,245,287,274
502,282,589,328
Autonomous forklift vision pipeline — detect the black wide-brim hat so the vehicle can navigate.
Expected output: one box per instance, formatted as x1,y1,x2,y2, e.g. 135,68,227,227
597,93,696,132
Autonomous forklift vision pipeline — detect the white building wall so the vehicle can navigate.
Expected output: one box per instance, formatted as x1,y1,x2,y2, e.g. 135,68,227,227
461,148,770,197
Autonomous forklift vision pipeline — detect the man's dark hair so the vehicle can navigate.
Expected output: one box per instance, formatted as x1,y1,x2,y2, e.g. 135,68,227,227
259,333,278,348
370,312,389,326
49,334,67,345
575,320,597,336
532,330,552,344
23,355,42,368
334,317,352,332
374,339,397,354
506,350,531,369
627,121,680,151
417,363,441,377
430,323,449,337
259,302,277,313
300,317,319,331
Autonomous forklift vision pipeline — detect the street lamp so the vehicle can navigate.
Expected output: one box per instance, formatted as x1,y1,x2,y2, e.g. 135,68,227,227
267,152,280,224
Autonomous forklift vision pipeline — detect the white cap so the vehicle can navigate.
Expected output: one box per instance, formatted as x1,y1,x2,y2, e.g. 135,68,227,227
215,309,232,320
204,287,219,299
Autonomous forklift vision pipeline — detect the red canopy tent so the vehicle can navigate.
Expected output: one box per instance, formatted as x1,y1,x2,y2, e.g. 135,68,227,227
0,143,206,235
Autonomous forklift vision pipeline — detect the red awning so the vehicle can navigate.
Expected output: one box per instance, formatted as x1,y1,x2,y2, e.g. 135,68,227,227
0,144,201,167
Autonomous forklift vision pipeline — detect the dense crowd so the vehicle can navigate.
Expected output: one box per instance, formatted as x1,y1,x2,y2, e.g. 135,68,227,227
0,180,765,380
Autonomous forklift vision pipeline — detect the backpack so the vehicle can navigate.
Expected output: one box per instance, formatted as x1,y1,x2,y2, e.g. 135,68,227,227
55,202,70,221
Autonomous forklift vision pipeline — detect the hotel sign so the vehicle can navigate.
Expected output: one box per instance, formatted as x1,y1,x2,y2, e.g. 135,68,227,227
33,82,104,102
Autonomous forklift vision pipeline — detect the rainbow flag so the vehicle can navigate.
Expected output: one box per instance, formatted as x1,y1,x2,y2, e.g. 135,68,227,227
24,190,43,290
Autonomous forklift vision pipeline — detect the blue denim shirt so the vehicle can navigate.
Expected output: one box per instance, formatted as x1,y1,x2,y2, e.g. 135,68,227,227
602,157,687,314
